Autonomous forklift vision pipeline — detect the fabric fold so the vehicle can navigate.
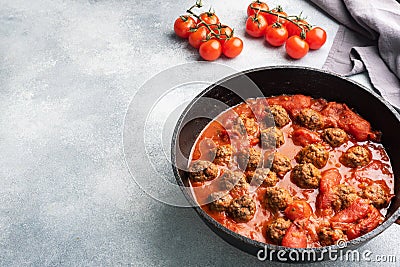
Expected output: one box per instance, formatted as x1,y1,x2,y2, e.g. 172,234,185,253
309,0,400,109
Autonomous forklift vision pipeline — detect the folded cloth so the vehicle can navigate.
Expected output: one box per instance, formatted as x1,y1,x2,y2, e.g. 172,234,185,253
309,0,400,109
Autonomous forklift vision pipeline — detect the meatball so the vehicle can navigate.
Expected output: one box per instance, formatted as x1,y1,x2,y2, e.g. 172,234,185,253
242,116,259,136
250,168,279,187
359,184,390,209
291,163,322,189
297,108,324,130
332,184,358,211
236,147,261,171
209,192,233,211
318,227,347,246
322,128,348,147
295,143,329,169
231,115,246,136
260,127,285,149
264,187,293,211
219,170,248,192
213,144,233,165
340,146,371,168
271,153,292,177
270,105,290,128
228,195,256,222
231,114,258,137
189,160,219,182
266,217,291,244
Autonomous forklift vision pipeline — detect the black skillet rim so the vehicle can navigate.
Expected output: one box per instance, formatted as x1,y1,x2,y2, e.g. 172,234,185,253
171,65,400,256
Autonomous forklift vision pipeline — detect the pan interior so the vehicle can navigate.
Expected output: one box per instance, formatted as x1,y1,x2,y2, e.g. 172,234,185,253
174,67,400,242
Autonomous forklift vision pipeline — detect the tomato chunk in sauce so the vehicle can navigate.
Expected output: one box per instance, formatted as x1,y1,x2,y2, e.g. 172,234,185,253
188,95,394,248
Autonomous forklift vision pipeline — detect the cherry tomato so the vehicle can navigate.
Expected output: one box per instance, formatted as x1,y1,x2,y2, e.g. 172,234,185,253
305,27,327,50
245,15,268,38
286,19,309,37
197,12,219,27
331,198,370,223
265,24,288,46
319,169,341,194
174,16,196,38
216,25,233,45
189,26,209,48
265,7,287,25
222,37,243,58
284,200,313,220
199,39,222,61
285,35,309,59
247,1,269,17
292,128,322,146
346,206,382,240
281,223,307,248
316,169,342,216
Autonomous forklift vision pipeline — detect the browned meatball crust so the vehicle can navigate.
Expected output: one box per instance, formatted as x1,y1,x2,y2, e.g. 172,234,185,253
219,170,248,192
249,168,279,187
270,104,290,128
228,195,256,222
318,227,347,246
297,108,324,130
189,160,219,182
209,192,233,211
266,217,292,244
331,184,358,211
322,128,348,147
271,153,292,177
359,184,391,209
231,114,259,137
340,146,371,168
213,144,233,165
242,116,259,136
260,127,285,149
295,143,329,169
264,187,293,211
231,115,246,136
291,163,322,189
236,147,261,171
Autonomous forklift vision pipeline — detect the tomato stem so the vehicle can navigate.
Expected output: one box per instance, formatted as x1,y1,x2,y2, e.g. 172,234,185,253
275,5,284,12
251,14,263,29
185,1,236,41
188,0,203,12
186,9,224,39
250,6,312,38
179,15,188,22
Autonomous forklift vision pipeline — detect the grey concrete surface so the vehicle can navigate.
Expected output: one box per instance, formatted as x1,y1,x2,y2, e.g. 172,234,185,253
0,0,398,266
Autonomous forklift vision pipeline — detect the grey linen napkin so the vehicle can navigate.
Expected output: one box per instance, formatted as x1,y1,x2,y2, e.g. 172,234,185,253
309,0,400,109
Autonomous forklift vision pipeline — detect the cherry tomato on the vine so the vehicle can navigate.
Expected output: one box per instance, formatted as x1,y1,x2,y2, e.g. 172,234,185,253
285,35,309,59
216,26,233,45
265,6,287,25
188,26,209,48
199,39,222,61
305,27,327,50
197,12,219,27
222,37,243,58
247,1,269,17
265,24,288,46
174,16,196,38
286,19,309,37
245,15,268,38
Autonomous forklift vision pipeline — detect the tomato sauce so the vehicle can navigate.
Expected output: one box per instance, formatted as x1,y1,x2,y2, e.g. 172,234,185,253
188,95,394,247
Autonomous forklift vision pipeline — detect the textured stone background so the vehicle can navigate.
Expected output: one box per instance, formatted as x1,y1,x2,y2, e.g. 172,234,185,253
0,0,398,266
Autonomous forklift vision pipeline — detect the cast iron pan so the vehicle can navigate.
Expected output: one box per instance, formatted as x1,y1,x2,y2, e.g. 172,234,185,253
171,66,400,262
